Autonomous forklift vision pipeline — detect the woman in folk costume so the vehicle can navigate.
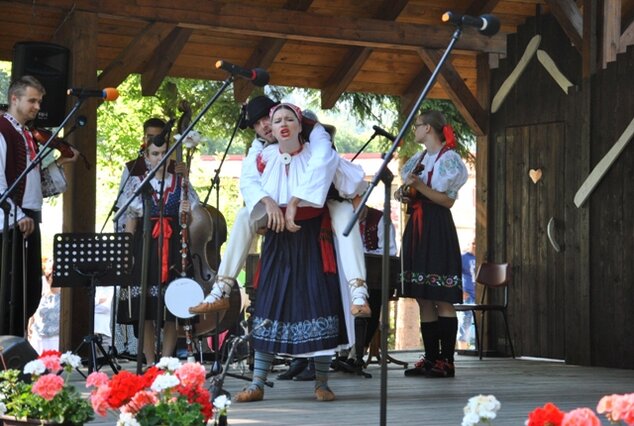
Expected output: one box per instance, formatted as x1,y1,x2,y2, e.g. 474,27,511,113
119,134,200,365
234,103,349,403
397,110,468,378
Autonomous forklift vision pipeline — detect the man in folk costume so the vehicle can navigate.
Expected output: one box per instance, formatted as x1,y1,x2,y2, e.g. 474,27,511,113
189,96,372,320
0,75,78,336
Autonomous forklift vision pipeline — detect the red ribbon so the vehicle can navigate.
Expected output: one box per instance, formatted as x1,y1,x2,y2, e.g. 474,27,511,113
442,124,456,149
151,217,173,283
411,201,424,245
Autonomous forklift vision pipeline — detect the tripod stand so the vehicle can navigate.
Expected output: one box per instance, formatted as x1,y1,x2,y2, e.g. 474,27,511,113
53,232,132,376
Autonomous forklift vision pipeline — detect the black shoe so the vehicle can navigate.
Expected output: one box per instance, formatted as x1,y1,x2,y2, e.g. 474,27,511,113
404,356,433,377
277,358,308,380
426,359,455,378
293,361,316,381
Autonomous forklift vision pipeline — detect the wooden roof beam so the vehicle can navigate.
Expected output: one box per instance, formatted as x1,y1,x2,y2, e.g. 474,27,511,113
602,0,621,66
141,27,192,96
545,0,583,54
417,48,487,135
320,0,409,109
233,0,314,102
98,21,176,89
466,0,502,15
400,66,433,118
32,0,504,53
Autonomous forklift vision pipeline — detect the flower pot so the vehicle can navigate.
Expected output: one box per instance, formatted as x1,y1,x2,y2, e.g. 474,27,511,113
0,414,81,426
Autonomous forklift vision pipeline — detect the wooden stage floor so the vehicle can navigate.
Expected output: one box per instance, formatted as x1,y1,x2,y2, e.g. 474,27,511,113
79,351,634,425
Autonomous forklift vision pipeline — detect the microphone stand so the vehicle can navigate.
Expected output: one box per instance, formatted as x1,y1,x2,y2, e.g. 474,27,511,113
342,24,465,426
351,133,377,162
201,106,245,377
0,96,87,336
113,76,234,373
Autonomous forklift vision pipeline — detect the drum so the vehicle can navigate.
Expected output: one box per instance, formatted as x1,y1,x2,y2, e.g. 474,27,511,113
164,277,243,337
165,277,203,319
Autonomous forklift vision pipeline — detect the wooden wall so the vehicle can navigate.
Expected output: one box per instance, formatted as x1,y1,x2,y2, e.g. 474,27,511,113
487,15,634,368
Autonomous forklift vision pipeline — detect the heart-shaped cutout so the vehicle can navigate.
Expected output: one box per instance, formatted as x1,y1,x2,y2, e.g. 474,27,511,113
529,168,542,184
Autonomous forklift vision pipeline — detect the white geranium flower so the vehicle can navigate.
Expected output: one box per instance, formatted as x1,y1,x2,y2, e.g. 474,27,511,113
213,394,231,410
156,357,181,371
23,359,46,376
151,374,180,392
0,402,7,415
117,412,141,426
60,352,82,369
462,394,501,425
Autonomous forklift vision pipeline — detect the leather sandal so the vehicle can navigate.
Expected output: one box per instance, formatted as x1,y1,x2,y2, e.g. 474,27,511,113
314,385,336,401
350,302,371,318
234,386,264,402
188,297,230,315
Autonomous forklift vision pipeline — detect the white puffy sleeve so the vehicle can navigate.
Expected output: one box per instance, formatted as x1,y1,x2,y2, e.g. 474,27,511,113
430,150,468,199
240,138,270,213
291,123,338,207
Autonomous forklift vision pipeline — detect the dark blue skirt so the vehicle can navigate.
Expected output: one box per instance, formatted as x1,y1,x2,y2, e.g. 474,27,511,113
251,214,348,356
400,199,463,303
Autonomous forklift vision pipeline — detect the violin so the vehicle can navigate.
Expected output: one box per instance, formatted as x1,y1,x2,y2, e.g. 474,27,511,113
400,162,425,201
31,127,76,158
31,126,91,169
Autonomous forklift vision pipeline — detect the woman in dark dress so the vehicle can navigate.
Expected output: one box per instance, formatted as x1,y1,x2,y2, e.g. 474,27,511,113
233,103,349,403
118,137,199,365
397,110,468,378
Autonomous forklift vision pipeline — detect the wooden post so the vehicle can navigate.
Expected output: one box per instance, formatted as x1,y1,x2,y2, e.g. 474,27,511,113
52,10,99,352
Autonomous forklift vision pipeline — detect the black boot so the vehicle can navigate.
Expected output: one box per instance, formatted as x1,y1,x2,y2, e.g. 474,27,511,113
277,358,308,380
425,316,458,378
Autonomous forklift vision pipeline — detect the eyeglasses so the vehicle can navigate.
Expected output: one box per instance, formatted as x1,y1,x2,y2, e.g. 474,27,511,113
412,122,426,131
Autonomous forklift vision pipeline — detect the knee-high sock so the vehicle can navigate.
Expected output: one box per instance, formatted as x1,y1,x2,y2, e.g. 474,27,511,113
421,321,440,362
438,316,458,363
252,351,275,389
314,355,332,389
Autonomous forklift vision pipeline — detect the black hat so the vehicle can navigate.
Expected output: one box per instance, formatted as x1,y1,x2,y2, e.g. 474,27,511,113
240,95,280,129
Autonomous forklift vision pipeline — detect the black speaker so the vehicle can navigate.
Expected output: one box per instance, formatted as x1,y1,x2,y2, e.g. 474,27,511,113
0,335,38,371
11,41,70,127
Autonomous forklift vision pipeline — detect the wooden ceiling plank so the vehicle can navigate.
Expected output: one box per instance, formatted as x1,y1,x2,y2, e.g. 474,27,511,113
141,27,193,96
466,0,502,15
400,66,433,117
233,38,286,101
417,48,487,135
233,0,315,102
321,47,373,109
98,21,176,88
602,0,621,66
545,0,584,54
20,0,505,53
320,0,409,109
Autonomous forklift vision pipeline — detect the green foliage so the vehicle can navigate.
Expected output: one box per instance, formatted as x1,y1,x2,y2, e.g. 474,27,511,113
0,369,94,425
134,395,205,426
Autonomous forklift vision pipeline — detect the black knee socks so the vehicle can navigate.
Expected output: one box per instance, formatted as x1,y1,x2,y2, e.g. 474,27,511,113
438,316,458,363
421,321,440,362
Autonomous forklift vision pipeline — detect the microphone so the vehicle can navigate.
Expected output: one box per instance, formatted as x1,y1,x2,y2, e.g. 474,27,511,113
215,60,270,87
372,125,396,142
442,12,500,36
151,118,176,147
66,87,120,101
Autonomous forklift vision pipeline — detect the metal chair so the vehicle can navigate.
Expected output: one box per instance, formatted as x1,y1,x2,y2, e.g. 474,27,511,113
454,262,515,359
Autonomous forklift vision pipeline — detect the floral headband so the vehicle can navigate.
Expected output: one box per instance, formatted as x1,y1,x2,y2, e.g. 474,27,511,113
269,102,303,122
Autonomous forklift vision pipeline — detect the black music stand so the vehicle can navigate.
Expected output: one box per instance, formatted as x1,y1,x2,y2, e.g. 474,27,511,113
52,232,133,376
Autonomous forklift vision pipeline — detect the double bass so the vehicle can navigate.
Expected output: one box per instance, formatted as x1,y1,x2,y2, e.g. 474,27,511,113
170,100,240,337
